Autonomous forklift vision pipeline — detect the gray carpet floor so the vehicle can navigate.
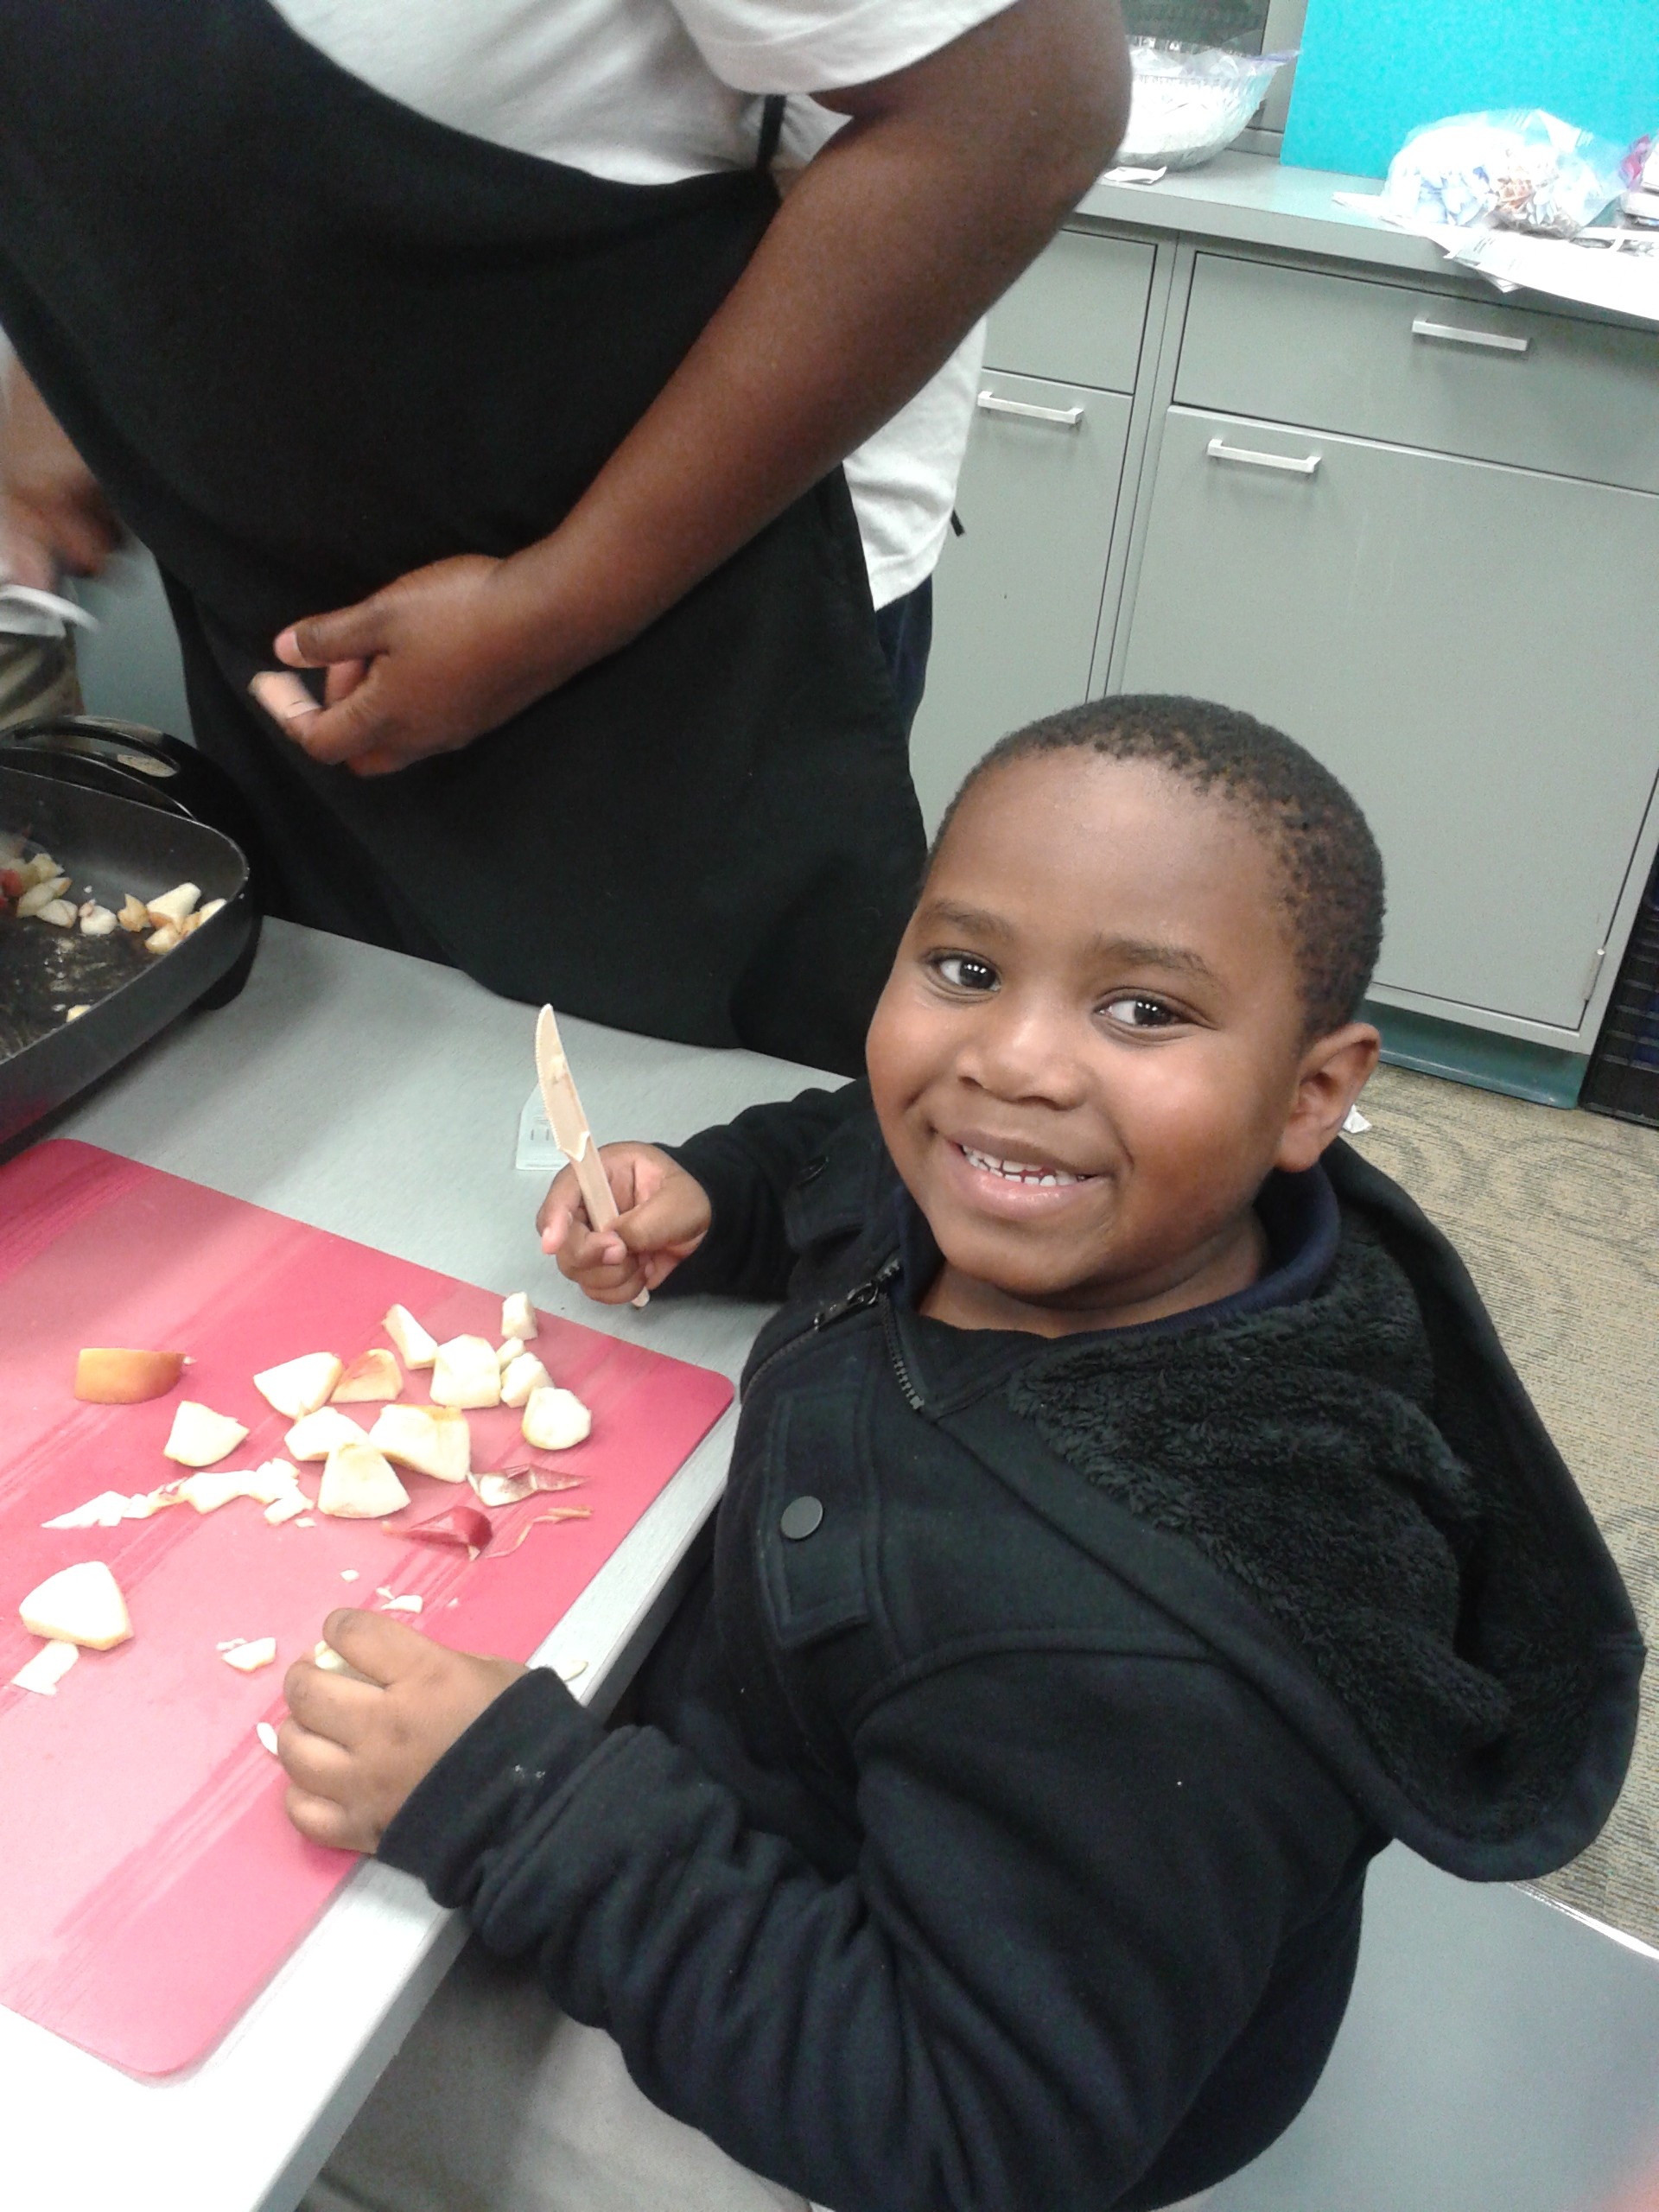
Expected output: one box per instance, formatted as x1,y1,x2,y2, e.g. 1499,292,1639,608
1348,1065,1659,1948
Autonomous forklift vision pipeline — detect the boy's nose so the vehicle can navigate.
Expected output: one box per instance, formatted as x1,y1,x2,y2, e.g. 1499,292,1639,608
957,994,1090,1108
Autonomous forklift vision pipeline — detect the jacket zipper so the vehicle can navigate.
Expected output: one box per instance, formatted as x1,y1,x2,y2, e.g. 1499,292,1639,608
742,1252,903,1397
879,1292,925,1413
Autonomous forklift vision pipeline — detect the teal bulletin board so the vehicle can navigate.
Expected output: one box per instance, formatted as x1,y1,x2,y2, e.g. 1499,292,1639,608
1281,0,1659,179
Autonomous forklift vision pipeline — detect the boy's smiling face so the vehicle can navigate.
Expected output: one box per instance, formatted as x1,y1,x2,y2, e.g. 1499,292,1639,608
866,751,1377,1336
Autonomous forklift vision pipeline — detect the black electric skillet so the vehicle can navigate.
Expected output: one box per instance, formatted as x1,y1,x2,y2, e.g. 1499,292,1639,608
0,716,261,1152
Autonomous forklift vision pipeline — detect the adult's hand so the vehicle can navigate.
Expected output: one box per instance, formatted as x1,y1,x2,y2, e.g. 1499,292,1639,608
251,0,1128,772
249,552,570,777
0,359,123,588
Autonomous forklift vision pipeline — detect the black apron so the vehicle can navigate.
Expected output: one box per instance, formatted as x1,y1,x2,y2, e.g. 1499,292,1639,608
0,1,924,1073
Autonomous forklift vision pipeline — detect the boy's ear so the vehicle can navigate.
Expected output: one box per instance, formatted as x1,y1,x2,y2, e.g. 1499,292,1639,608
1274,1022,1382,1175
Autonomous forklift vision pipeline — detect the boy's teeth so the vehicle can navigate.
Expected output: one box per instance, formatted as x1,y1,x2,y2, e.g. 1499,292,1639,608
960,1144,1085,1187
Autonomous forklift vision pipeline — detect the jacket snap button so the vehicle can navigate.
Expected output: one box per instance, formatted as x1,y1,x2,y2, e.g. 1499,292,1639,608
780,1495,824,1541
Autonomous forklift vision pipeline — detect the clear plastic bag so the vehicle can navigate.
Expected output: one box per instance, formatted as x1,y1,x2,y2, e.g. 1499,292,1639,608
1376,109,1627,238
1116,40,1291,172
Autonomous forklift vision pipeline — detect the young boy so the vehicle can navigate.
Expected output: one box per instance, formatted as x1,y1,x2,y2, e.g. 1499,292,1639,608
283,696,1640,2212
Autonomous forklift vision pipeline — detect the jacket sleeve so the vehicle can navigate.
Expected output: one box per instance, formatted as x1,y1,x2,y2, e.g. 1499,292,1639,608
378,1644,1366,2212
658,1078,872,1303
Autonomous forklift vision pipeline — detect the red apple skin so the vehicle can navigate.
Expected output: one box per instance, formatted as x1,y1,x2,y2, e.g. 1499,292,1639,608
74,1348,187,1404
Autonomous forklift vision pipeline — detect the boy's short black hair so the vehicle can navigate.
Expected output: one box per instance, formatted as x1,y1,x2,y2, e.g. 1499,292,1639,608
933,695,1385,1042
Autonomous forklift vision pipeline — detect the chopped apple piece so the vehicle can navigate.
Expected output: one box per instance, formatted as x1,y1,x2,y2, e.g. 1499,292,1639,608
66,1003,90,1021
380,1593,423,1614
163,1400,250,1467
178,1465,257,1513
36,898,77,927
496,1336,525,1370
264,1489,311,1526
368,1402,471,1483
253,1352,344,1421
521,1386,592,1452
79,902,118,938
145,923,181,954
333,1347,401,1402
318,1441,410,1520
17,852,61,890
221,1637,277,1673
17,874,71,918
20,1560,132,1649
383,1304,438,1369
430,1335,501,1409
314,1640,374,1683
117,893,149,931
284,1407,370,1461
197,897,226,926
256,1721,280,1756
499,1352,552,1409
11,1640,80,1695
500,1292,537,1342
146,881,201,930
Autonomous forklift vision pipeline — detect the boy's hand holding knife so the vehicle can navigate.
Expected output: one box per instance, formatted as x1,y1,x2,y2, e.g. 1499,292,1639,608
533,1004,711,1305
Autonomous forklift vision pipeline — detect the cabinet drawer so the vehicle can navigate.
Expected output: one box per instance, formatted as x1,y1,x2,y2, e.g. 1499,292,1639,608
985,228,1154,393
1176,252,1659,494
909,371,1132,830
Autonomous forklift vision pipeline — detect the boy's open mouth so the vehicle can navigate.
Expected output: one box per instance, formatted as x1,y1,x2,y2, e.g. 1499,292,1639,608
953,1141,1098,1189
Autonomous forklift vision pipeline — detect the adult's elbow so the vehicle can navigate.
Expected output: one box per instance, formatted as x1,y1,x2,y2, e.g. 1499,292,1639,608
1003,0,1133,215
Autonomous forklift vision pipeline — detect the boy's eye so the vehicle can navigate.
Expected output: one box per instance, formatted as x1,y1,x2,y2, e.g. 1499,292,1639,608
1103,995,1181,1032
931,952,1000,994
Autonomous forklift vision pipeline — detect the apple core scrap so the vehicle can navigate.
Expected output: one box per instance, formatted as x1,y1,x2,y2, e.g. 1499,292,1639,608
10,1295,594,1726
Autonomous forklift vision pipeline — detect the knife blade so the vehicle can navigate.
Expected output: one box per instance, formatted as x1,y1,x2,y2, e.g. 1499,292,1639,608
535,1004,649,1307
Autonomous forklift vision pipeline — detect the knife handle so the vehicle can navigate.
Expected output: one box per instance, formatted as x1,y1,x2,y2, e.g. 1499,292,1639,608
569,1138,650,1309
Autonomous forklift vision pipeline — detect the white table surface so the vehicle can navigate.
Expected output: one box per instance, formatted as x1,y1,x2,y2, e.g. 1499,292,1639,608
2,918,821,2212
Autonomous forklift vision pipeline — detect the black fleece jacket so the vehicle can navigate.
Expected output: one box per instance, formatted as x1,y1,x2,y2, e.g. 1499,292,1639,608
381,1084,1641,2212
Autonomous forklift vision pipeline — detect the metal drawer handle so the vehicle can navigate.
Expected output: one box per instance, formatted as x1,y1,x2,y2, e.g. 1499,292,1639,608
1206,436,1321,476
1411,316,1531,355
976,390,1084,428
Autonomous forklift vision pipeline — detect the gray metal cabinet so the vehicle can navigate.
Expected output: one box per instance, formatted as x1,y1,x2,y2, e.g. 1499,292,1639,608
1118,408,1659,1030
909,372,1133,829
906,230,1151,830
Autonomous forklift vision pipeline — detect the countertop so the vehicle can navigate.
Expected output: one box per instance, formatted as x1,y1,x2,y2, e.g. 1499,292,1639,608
1074,149,1458,276
2,917,821,2212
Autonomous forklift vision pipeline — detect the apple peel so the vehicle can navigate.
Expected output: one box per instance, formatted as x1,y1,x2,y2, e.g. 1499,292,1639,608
385,1502,493,1558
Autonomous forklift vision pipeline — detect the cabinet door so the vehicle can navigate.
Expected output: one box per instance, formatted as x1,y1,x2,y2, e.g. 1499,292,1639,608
910,373,1132,832
1119,409,1659,1032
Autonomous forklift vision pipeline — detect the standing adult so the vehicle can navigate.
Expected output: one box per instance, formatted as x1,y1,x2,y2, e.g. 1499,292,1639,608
0,2,1128,1071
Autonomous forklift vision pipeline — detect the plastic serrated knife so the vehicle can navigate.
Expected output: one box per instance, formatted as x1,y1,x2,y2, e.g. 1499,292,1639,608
534,1003,648,1308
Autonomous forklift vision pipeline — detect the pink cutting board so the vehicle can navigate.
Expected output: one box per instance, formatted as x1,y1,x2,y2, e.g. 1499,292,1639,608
0,1139,734,2076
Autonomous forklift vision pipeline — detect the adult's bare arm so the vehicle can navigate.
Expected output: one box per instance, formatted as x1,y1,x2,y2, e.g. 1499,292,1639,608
261,0,1129,774
0,357,123,588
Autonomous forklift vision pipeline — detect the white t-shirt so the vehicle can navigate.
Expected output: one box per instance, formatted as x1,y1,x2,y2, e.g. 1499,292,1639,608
271,0,1014,605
